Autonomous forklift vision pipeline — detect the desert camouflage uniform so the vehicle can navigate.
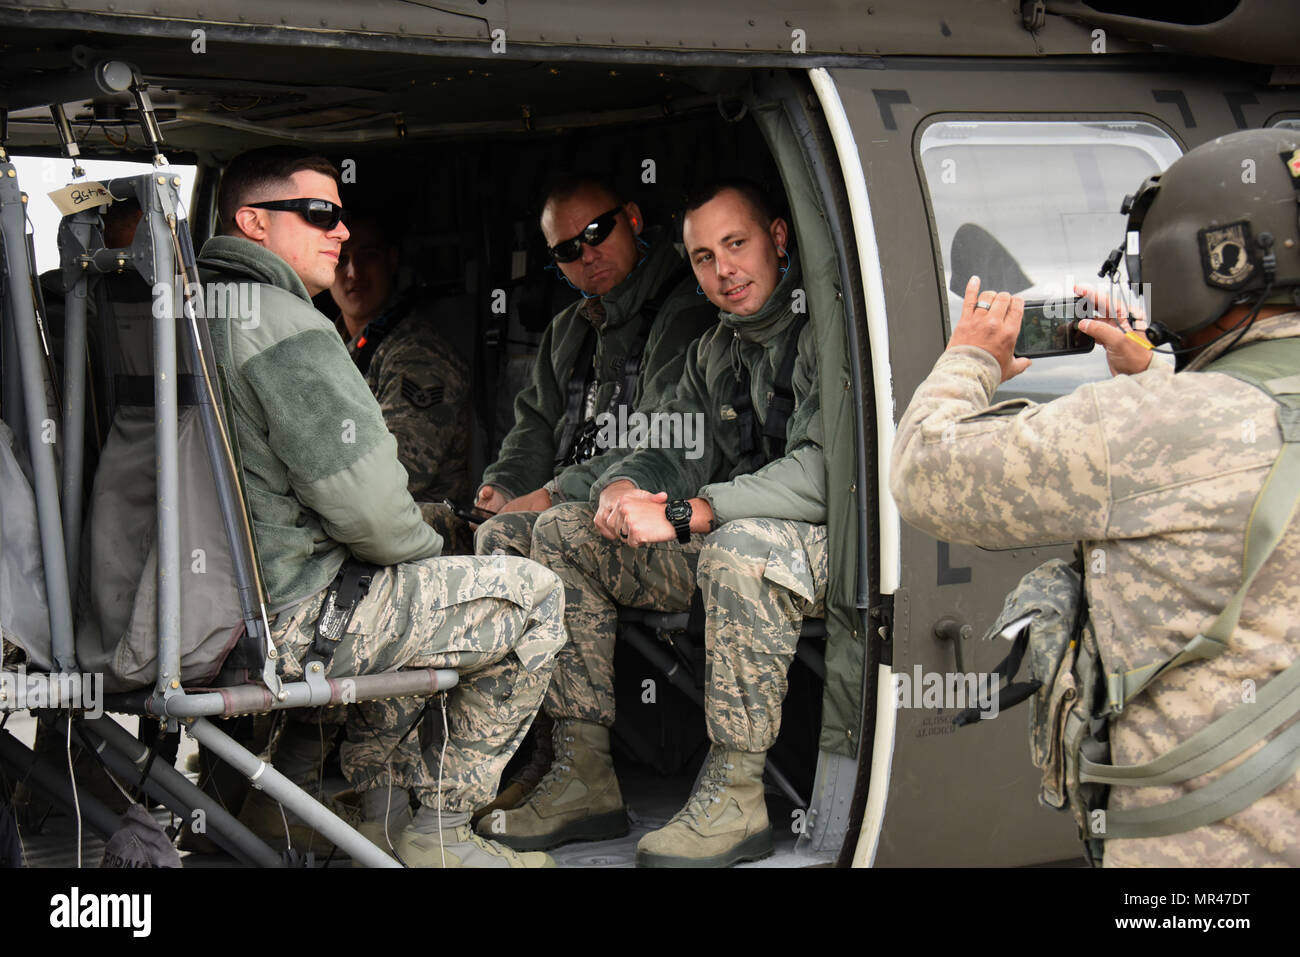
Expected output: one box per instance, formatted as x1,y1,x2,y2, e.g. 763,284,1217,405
890,311,1300,867
269,555,564,811
532,504,827,750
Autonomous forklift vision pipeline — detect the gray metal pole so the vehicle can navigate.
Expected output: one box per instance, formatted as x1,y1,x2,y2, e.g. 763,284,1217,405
187,716,401,868
0,154,77,672
102,668,460,718
1,295,24,441
72,716,283,867
147,199,182,703
58,214,96,590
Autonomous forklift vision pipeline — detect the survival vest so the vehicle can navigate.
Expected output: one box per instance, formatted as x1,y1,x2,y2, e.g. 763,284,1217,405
959,336,1300,865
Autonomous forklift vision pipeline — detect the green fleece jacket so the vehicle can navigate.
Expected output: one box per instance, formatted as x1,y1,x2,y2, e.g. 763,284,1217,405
592,255,825,525
481,238,717,502
199,236,441,607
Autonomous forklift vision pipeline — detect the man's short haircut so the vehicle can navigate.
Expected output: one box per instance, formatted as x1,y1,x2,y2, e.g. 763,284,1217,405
684,178,775,229
540,172,625,219
217,146,341,235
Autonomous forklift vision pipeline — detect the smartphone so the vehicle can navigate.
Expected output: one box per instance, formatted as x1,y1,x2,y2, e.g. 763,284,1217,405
443,499,497,524
1013,297,1096,358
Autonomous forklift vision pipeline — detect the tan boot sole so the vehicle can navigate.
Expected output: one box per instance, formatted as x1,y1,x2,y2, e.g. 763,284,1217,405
492,808,629,852
636,827,774,868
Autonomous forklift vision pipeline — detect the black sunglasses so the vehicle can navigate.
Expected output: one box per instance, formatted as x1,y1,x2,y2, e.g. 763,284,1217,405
548,206,623,263
247,198,346,230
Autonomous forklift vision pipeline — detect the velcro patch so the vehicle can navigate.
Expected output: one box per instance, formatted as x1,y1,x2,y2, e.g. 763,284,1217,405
1198,220,1256,290
401,377,443,409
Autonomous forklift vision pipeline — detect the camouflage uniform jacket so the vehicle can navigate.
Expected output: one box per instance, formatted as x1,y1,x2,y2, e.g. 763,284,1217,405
198,236,441,608
346,301,472,504
480,239,716,502
593,254,825,525
891,311,1300,866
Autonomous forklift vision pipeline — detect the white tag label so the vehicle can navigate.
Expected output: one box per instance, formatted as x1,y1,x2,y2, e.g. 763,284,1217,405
48,181,112,216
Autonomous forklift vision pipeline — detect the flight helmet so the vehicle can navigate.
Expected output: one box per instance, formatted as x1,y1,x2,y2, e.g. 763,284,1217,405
1099,128,1300,349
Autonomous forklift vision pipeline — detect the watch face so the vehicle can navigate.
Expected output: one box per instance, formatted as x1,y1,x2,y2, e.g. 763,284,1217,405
666,500,692,523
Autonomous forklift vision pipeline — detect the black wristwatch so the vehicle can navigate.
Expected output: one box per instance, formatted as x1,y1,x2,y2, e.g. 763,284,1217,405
665,499,693,544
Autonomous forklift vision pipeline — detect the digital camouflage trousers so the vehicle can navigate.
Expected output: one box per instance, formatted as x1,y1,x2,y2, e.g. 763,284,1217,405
530,503,829,752
269,554,564,812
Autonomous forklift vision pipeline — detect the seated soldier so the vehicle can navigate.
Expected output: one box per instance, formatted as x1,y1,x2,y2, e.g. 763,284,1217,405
473,172,716,554
81,146,566,868
330,211,474,550
239,209,478,855
470,172,715,813
483,179,827,867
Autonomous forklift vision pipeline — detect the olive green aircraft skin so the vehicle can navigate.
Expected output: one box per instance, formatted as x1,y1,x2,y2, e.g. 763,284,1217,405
2,0,1299,868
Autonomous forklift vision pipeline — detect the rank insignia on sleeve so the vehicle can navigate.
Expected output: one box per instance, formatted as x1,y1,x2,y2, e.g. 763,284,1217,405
401,377,443,409
1198,221,1255,290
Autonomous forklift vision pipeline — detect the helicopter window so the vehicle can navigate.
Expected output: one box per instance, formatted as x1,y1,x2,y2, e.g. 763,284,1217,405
10,155,199,273
1269,116,1300,130
917,120,1182,401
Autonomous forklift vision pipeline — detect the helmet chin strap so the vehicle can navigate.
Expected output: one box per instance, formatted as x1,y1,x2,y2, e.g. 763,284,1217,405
1149,280,1275,367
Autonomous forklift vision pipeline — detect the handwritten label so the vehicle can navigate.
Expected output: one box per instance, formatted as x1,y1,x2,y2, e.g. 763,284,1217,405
47,181,112,216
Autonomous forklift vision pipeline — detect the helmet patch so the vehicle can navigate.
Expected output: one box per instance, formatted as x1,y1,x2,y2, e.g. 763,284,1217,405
1198,221,1256,290
1284,148,1300,187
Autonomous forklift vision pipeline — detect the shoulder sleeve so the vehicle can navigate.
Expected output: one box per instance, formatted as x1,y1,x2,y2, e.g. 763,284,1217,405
370,329,472,502
889,345,1112,547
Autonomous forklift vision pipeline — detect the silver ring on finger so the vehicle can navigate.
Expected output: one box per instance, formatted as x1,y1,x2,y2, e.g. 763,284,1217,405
975,300,992,311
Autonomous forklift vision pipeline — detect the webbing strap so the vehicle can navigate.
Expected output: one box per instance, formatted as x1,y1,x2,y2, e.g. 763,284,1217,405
1099,714,1300,840
1083,654,1300,786
1106,340,1300,711
552,324,597,469
733,313,809,472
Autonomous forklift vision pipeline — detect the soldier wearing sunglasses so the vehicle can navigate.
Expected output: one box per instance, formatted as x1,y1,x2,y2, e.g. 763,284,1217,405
469,173,716,818
177,147,568,867
475,174,716,555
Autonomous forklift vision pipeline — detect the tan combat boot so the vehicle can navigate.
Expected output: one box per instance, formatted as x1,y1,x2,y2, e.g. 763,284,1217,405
396,810,555,868
476,718,627,851
341,787,412,865
636,746,774,868
471,712,555,823
238,786,364,857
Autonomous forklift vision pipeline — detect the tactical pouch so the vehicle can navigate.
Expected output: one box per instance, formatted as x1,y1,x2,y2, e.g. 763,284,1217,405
956,554,1111,865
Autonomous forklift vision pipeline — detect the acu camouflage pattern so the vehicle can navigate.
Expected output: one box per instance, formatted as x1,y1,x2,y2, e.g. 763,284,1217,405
352,314,473,504
890,312,1300,867
269,554,564,812
978,556,1110,859
530,503,828,752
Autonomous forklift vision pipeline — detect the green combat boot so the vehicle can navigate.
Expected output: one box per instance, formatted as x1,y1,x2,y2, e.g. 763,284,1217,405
476,718,627,851
396,810,555,868
636,747,773,868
